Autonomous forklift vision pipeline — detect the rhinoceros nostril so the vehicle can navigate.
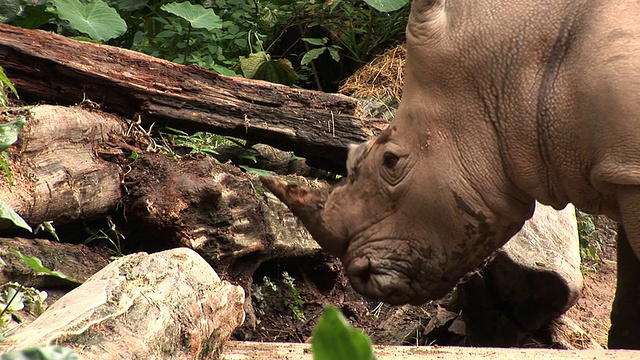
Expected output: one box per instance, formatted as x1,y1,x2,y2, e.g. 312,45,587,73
349,257,372,282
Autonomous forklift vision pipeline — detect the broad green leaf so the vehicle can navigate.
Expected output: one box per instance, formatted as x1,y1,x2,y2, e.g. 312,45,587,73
0,346,81,360
301,47,326,66
11,249,79,283
51,0,126,41
363,0,408,12
253,58,298,86
0,116,25,152
312,306,375,360
239,51,270,79
0,198,31,232
302,37,326,46
161,1,221,31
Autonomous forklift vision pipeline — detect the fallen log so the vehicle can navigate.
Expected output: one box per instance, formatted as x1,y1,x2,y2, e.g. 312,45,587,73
0,105,125,227
0,24,387,173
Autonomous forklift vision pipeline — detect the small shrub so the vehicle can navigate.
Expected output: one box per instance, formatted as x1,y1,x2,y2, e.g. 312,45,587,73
576,210,601,264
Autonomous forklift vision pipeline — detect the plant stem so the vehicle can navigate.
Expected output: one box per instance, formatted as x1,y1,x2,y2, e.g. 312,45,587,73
298,24,323,91
183,24,192,65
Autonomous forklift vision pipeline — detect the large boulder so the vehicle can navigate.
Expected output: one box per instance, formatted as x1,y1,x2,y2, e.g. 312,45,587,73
1,247,245,359
457,203,583,346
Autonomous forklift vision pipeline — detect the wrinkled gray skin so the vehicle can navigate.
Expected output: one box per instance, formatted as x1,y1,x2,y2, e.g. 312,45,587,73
261,0,640,348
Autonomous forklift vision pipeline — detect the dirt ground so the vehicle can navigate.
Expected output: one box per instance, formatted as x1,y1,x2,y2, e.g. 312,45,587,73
233,214,620,349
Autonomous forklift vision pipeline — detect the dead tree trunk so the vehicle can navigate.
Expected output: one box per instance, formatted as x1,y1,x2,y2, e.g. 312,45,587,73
0,105,125,228
0,24,387,173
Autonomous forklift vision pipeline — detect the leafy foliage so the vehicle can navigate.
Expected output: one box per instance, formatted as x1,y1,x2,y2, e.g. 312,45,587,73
2,0,409,89
83,216,125,258
576,210,601,264
312,306,375,360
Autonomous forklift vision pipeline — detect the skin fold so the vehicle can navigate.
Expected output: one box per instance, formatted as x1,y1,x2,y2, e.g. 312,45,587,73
261,0,640,349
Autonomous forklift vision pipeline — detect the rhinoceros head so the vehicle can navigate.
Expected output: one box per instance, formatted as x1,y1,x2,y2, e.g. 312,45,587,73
261,121,532,304
261,0,540,304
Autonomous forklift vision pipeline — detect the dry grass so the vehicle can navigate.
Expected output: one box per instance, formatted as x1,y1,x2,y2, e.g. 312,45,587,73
339,44,406,104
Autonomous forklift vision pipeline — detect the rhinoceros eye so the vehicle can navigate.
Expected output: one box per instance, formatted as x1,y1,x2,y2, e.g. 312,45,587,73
382,151,399,168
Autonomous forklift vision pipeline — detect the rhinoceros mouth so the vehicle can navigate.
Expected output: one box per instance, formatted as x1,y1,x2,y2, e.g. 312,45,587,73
343,244,452,305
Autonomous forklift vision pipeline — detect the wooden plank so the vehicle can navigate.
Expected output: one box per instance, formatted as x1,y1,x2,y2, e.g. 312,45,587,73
222,341,640,360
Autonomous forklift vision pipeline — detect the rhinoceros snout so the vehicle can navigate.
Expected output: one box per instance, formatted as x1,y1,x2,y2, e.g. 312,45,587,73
346,256,417,304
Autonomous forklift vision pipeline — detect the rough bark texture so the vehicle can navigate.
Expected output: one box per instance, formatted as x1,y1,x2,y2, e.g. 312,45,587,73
2,248,246,360
221,341,639,359
0,24,388,173
0,105,125,227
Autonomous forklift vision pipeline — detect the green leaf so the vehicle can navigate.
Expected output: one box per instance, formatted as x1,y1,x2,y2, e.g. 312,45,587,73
161,1,221,31
11,249,79,283
257,6,277,30
0,67,18,103
300,47,326,66
9,4,55,29
302,37,326,46
312,306,376,360
0,116,25,152
327,46,341,62
0,346,81,360
239,51,270,79
35,221,60,241
0,0,28,23
363,0,408,13
0,257,5,266
51,0,126,41
0,198,31,232
239,165,273,176
0,153,13,186
1,287,24,312
253,58,298,86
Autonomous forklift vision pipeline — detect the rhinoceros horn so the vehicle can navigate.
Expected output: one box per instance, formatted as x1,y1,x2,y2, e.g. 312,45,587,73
259,176,344,256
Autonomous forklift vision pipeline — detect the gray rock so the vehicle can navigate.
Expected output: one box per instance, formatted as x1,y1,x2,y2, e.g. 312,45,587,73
2,248,245,359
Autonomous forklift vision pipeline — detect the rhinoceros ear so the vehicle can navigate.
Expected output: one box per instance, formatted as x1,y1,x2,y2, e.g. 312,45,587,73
347,142,372,182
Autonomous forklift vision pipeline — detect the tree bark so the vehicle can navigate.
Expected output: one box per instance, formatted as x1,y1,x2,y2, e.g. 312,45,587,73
0,24,387,173
0,105,125,228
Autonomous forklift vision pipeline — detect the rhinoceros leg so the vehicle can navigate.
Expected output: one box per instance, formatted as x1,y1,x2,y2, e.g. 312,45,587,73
608,225,640,349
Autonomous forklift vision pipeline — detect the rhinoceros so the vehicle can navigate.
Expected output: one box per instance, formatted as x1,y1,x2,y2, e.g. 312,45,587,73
260,0,640,348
